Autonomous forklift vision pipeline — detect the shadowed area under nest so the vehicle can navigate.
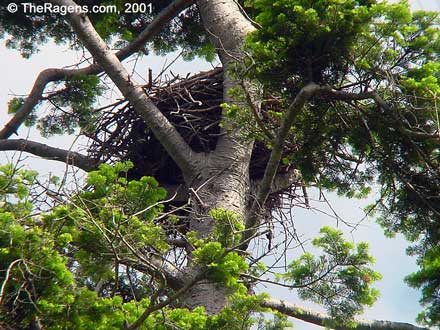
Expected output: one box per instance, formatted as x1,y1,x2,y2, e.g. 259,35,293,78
87,67,295,185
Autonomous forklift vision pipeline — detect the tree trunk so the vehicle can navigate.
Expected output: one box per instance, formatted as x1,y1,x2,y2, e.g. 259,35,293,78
179,0,257,315
182,148,253,314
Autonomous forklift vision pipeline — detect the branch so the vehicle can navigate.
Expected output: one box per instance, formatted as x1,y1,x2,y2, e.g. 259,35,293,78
250,169,301,196
241,83,320,248
50,0,200,179
0,139,98,171
125,271,204,330
0,0,193,140
261,298,429,330
240,84,410,249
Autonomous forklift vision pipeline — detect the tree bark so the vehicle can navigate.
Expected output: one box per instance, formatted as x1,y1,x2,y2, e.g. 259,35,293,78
0,138,98,171
177,0,257,315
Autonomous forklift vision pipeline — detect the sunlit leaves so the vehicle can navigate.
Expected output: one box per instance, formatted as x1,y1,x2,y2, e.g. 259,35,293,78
405,246,440,327
38,74,104,136
277,227,381,327
244,0,375,88
0,162,170,328
211,208,245,247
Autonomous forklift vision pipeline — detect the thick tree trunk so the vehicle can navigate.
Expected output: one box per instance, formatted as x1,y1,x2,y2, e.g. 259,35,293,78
179,0,257,315
183,150,252,314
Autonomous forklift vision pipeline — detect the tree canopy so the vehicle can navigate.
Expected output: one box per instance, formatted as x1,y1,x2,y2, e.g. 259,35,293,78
0,0,440,329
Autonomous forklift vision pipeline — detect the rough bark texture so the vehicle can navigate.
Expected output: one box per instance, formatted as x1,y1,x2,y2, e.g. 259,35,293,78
179,0,257,314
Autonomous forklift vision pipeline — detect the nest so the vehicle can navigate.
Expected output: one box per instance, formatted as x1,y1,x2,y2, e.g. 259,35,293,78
87,67,296,186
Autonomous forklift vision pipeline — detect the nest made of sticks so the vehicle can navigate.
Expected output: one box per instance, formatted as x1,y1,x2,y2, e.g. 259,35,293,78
87,67,296,186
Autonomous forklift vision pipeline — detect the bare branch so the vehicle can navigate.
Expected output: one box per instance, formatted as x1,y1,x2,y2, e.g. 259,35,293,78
0,139,98,171
261,298,428,330
0,0,193,140
0,259,22,305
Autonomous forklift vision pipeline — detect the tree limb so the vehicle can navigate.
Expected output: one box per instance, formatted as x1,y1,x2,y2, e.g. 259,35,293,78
125,271,205,330
240,84,410,249
250,169,301,196
241,82,320,249
261,298,428,330
0,139,98,171
0,0,193,140
50,0,200,179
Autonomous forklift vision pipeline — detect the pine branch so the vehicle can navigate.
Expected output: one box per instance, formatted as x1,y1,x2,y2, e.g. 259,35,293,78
241,82,320,249
240,84,402,250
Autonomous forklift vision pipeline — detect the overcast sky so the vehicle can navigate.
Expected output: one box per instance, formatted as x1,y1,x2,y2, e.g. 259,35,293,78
1,1,440,329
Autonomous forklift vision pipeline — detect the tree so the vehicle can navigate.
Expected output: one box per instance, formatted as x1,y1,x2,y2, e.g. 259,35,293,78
0,0,439,329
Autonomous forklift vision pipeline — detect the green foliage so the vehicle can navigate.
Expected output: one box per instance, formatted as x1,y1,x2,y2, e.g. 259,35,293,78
277,227,381,327
4,0,440,326
44,162,168,282
208,292,266,330
0,163,37,216
38,74,104,136
256,313,293,330
192,241,249,290
0,1,215,61
220,84,270,142
0,165,74,327
238,4,440,323
7,97,37,127
211,208,245,247
405,246,440,327
244,0,375,88
0,163,277,329
0,162,170,328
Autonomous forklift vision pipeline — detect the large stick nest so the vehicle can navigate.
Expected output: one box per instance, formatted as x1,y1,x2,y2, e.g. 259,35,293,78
87,67,294,185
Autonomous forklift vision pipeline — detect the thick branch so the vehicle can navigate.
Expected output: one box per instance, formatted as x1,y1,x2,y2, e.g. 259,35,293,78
241,83,320,248
261,298,428,330
0,0,193,140
250,169,301,196
240,85,413,248
0,139,97,171
50,0,199,179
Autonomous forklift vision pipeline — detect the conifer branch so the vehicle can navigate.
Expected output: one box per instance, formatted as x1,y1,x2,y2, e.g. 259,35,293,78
49,0,200,179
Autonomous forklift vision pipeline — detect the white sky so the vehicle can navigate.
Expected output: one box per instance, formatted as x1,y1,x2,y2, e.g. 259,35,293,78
1,1,439,329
